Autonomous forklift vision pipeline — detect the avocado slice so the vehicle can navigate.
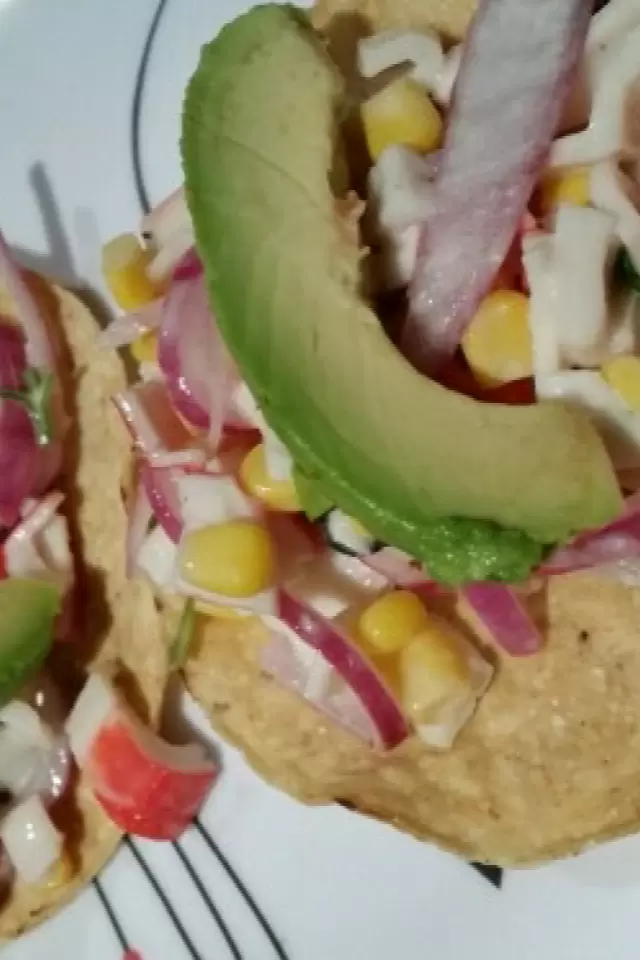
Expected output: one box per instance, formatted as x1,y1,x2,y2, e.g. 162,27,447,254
182,5,621,565
0,578,60,706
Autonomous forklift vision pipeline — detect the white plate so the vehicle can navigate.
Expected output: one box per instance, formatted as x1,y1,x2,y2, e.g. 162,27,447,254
2,0,640,957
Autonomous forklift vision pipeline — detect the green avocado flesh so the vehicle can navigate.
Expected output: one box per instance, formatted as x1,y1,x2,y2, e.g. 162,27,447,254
293,466,333,521
0,578,60,705
182,4,622,582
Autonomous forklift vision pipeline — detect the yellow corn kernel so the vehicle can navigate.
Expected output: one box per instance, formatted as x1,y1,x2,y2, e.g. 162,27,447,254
358,590,430,655
602,355,640,411
179,520,274,598
539,165,590,214
399,629,469,724
361,78,443,161
43,853,75,890
462,290,532,388
102,233,160,310
240,444,301,512
130,331,158,365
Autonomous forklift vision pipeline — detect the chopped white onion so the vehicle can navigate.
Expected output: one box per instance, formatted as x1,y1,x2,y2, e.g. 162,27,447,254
141,188,188,242
551,204,616,366
230,382,292,481
1,795,62,884
537,369,640,469
286,552,388,620
177,473,256,531
358,29,444,91
5,493,72,590
590,160,640,270
0,702,49,747
148,228,195,283
413,616,493,750
521,233,562,380
369,145,436,230
326,510,373,556
136,524,179,593
586,0,640,62
372,224,420,291
550,22,640,167
0,702,69,803
433,43,462,106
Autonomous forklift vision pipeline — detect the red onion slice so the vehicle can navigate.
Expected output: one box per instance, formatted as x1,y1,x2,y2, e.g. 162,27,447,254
459,582,541,656
173,249,202,283
140,461,183,544
0,324,40,528
363,546,427,587
5,493,73,594
98,297,164,350
113,380,194,458
260,625,389,746
404,0,591,372
541,498,640,575
274,590,409,748
158,273,235,447
0,232,54,370
150,448,207,470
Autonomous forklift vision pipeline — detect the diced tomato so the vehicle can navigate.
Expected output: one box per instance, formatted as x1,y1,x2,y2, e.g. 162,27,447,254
438,354,485,399
484,377,536,405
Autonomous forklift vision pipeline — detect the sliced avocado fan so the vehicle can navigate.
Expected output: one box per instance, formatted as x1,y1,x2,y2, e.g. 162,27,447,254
0,578,61,706
181,4,621,582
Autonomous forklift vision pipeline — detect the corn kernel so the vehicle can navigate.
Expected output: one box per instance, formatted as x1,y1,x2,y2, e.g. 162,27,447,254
43,853,75,890
539,166,590,214
462,290,532,388
399,629,469,724
179,520,274,598
102,233,160,310
602,355,640,411
240,443,301,512
358,590,429,654
129,331,158,365
362,78,443,161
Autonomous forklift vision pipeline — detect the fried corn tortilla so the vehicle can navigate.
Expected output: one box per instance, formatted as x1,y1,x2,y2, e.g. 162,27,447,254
175,0,640,868
0,276,167,938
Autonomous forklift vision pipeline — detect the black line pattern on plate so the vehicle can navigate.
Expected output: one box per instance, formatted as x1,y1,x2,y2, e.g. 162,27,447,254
93,821,291,959
470,862,503,889
131,0,171,217
193,818,291,960
93,875,132,954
